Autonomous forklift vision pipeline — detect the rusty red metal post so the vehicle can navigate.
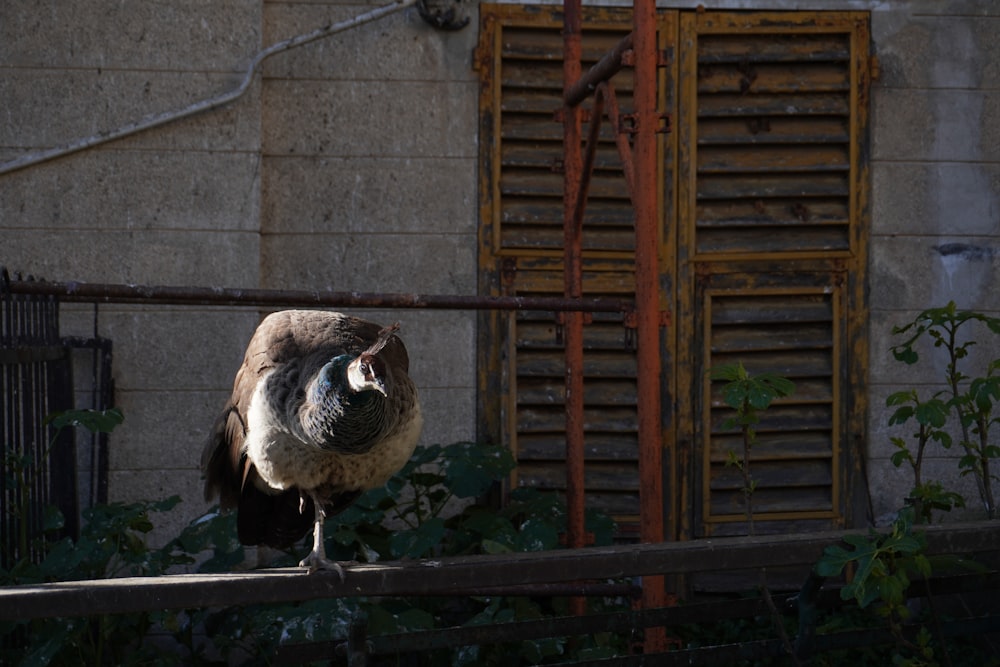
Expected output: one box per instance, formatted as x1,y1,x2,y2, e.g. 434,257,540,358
632,0,668,651
561,0,587,620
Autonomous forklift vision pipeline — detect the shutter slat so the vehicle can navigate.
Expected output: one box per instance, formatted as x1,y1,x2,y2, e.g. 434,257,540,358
697,63,850,95
697,173,849,199
710,487,832,514
698,117,849,144
698,33,849,63
503,199,634,227
517,463,639,492
709,431,832,461
697,198,848,227
518,432,639,461
710,460,832,490
698,145,849,174
501,171,631,199
696,226,849,253
698,93,850,117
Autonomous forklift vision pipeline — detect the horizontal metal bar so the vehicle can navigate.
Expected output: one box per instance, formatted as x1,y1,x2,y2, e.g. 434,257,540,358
276,593,795,663
1,521,996,622
0,346,68,364
5,278,632,313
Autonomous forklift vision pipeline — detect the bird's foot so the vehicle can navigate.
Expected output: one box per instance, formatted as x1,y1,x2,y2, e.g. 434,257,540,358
299,550,345,580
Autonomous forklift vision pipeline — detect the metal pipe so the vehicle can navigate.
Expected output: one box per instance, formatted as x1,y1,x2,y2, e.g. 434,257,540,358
632,0,668,652
0,0,418,177
3,275,631,314
573,89,605,228
561,0,587,621
598,82,637,202
564,33,633,109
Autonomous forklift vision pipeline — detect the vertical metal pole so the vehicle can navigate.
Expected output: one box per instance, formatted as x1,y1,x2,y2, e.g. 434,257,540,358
633,0,667,652
562,0,587,619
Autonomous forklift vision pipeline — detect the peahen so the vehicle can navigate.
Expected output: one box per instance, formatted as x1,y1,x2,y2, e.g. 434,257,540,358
201,310,423,577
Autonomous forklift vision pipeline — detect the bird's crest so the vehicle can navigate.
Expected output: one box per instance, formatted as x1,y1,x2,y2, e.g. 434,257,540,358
362,322,400,358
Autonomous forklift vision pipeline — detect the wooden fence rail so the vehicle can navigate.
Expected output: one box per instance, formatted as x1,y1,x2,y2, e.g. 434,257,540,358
3,521,997,622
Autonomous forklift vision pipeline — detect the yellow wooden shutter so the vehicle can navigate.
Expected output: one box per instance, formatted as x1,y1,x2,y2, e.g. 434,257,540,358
476,5,647,536
477,6,870,541
676,12,870,536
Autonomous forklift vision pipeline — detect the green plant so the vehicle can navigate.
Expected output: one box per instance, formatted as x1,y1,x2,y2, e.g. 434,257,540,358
886,390,966,523
891,302,1000,519
0,408,213,666
816,509,962,666
710,362,796,533
2,408,124,565
709,362,799,665
189,441,621,665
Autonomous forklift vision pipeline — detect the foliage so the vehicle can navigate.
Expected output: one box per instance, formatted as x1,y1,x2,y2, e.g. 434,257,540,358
0,408,202,666
710,362,796,533
190,441,622,665
890,302,1000,520
886,390,966,523
804,305,1000,666
815,507,990,667
2,431,623,666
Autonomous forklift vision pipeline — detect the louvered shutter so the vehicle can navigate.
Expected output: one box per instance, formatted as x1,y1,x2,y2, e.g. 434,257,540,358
477,6,870,541
676,12,870,536
476,6,649,536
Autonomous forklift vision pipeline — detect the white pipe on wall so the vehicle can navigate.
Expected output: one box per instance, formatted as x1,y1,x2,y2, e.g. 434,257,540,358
0,0,418,177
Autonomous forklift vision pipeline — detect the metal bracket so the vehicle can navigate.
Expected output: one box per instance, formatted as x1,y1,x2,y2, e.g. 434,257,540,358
623,310,670,349
416,0,470,30
554,311,593,345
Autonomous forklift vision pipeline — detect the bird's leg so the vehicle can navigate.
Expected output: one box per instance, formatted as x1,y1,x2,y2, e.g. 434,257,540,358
297,490,345,579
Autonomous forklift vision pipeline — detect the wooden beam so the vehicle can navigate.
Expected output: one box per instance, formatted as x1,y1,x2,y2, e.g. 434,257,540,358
2,521,996,621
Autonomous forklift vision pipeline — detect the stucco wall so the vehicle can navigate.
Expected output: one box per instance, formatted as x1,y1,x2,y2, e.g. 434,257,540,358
1,0,998,544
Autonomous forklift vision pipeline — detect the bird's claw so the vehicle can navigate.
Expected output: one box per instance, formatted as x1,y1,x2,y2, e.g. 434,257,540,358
299,551,345,581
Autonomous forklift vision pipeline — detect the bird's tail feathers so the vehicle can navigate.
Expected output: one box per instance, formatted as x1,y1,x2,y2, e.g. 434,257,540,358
237,483,314,549
201,405,245,509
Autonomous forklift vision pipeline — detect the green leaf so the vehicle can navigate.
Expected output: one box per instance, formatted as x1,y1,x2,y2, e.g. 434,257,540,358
892,346,919,365
914,400,948,427
481,538,513,554
389,517,446,559
42,506,65,532
816,544,854,577
890,449,911,467
45,407,124,434
514,517,560,552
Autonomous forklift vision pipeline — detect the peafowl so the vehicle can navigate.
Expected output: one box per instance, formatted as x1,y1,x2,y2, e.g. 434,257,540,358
201,310,423,577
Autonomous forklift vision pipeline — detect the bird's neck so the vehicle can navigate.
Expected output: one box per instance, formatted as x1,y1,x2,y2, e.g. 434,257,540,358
301,355,389,452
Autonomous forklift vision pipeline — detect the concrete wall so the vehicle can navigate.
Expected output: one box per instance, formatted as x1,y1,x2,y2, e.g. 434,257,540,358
0,0,479,543
0,0,997,544
867,0,1000,520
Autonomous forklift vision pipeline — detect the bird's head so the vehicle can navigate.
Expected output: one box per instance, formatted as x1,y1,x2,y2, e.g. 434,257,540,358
345,322,400,397
346,353,388,396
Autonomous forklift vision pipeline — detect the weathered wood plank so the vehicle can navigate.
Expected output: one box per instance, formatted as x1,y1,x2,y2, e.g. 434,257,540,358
696,173,849,199
2,523,996,621
698,92,849,117
696,197,848,227
697,62,850,95
696,227,851,254
697,117,849,145
698,33,850,64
